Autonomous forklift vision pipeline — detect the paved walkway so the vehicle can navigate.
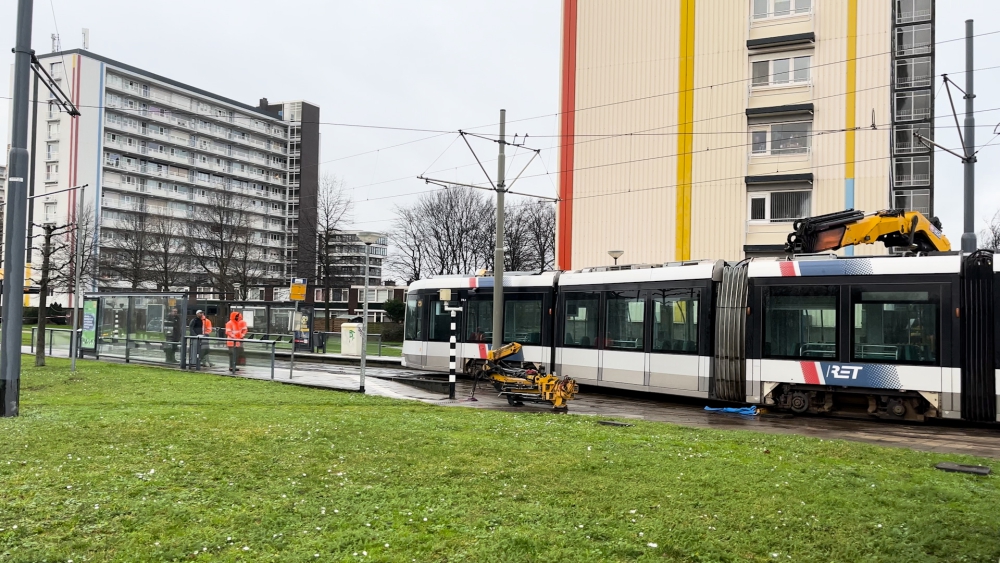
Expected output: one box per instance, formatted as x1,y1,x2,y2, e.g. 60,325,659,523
25,347,1000,459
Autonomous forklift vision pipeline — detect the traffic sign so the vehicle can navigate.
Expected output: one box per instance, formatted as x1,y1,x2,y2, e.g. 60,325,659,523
289,277,308,302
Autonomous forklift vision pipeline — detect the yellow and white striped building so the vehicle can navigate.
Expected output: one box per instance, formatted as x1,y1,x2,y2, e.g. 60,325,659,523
556,0,935,268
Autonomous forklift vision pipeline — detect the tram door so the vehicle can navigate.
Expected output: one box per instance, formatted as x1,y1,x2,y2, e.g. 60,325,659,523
960,251,996,422
600,290,646,387
558,292,600,384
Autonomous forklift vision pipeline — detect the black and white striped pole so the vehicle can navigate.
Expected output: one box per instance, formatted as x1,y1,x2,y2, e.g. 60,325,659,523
440,289,462,400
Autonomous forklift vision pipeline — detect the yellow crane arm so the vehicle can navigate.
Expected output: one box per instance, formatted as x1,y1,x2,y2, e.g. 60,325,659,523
785,209,951,254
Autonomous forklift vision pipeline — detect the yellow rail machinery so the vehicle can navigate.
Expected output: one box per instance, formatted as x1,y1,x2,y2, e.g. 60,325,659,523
785,209,951,254
475,342,579,410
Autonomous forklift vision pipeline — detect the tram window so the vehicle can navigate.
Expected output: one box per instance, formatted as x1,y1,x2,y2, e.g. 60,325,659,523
852,289,938,364
764,286,837,359
404,296,424,341
504,294,544,345
465,299,493,343
604,291,644,350
428,298,457,342
563,292,600,348
651,289,699,354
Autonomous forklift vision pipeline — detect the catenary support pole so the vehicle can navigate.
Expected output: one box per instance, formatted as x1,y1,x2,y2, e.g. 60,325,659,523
961,19,977,253
2,0,35,417
491,109,506,353
70,186,85,371
449,308,456,400
289,300,299,379
359,243,371,393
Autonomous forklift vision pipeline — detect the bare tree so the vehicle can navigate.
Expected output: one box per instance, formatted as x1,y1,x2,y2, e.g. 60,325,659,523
32,222,72,367
522,200,556,271
386,205,427,284
310,174,352,327
190,188,254,299
231,230,266,300
148,217,190,291
386,189,556,281
103,206,153,289
979,210,1000,251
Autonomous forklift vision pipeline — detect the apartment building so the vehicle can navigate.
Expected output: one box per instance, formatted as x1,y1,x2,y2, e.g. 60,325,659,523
318,230,387,291
20,49,319,305
556,0,935,268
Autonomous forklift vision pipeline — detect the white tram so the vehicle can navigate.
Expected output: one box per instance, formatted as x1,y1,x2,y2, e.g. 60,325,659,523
403,252,1000,422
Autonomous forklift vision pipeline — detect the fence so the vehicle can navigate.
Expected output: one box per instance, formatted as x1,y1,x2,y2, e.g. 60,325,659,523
29,327,77,356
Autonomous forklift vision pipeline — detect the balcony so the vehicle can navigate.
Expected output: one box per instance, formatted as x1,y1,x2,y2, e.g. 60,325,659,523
745,220,795,249
747,148,811,176
748,2,813,45
749,80,812,110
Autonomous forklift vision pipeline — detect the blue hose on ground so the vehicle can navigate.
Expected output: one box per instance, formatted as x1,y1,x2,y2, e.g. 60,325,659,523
704,406,758,416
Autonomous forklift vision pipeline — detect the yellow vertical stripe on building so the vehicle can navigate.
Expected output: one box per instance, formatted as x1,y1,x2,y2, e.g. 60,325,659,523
675,0,695,260
845,0,857,181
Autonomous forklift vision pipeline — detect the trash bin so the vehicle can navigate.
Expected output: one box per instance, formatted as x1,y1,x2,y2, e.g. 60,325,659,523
341,323,362,356
314,331,327,353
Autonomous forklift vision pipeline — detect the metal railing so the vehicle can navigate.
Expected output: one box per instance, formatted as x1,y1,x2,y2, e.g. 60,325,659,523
29,327,77,356
182,336,277,379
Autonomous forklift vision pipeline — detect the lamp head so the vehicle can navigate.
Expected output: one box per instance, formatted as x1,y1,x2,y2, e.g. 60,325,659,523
608,250,624,260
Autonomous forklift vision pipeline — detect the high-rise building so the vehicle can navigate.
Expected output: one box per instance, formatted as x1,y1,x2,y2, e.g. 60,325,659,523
321,230,387,289
555,0,934,268
18,49,319,304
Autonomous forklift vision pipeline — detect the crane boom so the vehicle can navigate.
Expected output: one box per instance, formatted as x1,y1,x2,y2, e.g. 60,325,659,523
785,209,951,254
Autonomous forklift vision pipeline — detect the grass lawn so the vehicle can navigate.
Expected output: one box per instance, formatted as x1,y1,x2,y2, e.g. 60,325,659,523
1,359,998,562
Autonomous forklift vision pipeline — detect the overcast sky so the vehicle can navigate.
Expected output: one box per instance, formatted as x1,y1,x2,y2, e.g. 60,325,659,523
1,0,998,245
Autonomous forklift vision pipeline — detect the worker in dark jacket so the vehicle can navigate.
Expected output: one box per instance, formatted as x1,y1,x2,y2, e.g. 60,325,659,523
164,308,181,364
188,310,205,369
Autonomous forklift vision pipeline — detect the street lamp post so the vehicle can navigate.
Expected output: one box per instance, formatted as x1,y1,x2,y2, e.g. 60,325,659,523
608,250,624,266
356,231,383,393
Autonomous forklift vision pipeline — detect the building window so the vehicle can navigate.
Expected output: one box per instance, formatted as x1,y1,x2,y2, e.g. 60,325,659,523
893,124,931,154
893,189,931,214
852,288,939,364
46,142,59,160
894,90,932,121
750,122,812,155
749,190,811,222
896,24,932,57
45,163,58,181
752,0,811,20
894,156,931,187
752,56,811,87
895,57,932,89
44,202,57,223
897,0,931,24
47,122,59,139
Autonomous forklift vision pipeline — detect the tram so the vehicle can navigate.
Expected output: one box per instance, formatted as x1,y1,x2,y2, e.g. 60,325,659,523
402,251,998,422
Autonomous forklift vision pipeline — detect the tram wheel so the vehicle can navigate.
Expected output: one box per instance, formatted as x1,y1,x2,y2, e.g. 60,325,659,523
789,392,810,414
887,398,906,418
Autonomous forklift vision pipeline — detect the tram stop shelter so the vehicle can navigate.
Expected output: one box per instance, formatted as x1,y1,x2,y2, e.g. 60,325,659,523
82,293,315,371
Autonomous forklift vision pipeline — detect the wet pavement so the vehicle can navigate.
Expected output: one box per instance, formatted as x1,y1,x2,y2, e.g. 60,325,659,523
224,360,1000,460
28,347,1000,459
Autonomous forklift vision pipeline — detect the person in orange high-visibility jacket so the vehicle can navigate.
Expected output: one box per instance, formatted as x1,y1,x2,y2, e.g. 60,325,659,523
201,315,214,367
226,311,248,372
